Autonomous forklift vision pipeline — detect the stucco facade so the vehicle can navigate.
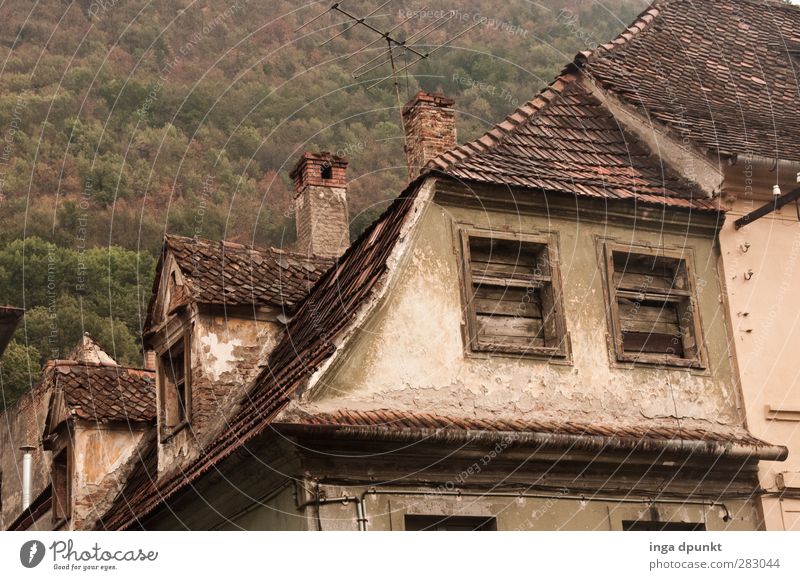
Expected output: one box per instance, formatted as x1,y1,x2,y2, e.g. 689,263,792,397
719,160,800,530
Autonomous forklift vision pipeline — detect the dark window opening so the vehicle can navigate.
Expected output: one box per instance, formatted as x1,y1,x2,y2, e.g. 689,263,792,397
464,233,567,357
160,337,189,432
320,164,333,180
52,449,70,524
405,515,497,531
623,520,705,531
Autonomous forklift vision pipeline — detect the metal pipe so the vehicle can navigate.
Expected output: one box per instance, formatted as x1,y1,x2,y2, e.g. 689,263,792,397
20,445,35,510
296,493,368,531
350,487,745,531
299,483,747,531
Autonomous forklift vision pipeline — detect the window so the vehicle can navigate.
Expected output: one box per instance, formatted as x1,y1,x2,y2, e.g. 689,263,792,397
405,515,497,531
462,231,567,357
52,449,70,524
160,334,190,436
623,520,705,531
320,163,333,180
603,244,704,367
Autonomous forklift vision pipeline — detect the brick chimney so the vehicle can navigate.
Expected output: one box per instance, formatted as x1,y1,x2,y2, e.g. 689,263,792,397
402,91,456,178
290,152,350,258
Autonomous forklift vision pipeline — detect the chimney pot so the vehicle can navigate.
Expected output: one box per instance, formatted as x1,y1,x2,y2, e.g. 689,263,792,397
402,91,456,178
289,152,350,258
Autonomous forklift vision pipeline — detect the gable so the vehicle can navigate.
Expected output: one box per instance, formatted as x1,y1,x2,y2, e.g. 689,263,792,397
429,69,717,212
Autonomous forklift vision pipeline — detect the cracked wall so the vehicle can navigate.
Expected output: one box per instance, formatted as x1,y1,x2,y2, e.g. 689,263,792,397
305,197,741,434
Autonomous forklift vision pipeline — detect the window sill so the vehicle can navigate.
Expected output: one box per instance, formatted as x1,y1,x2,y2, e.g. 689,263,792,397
616,352,705,370
470,343,569,361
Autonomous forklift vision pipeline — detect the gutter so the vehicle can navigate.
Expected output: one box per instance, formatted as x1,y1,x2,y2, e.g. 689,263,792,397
277,423,788,462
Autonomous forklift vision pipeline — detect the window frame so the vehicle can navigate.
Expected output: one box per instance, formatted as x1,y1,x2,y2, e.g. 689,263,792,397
601,241,706,369
460,228,569,359
51,447,71,526
158,328,192,441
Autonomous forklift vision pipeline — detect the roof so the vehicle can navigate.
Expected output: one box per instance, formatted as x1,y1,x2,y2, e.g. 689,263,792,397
429,69,719,212
46,361,156,425
578,0,800,163
145,235,333,328
280,408,777,450
101,180,426,529
0,305,23,356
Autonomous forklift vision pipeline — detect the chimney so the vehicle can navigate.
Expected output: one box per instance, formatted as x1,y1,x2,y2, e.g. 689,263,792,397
402,91,456,178
143,349,157,371
290,152,350,258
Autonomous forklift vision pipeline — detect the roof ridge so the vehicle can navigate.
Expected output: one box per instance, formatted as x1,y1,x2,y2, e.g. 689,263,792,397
575,1,661,66
165,232,332,263
425,69,581,174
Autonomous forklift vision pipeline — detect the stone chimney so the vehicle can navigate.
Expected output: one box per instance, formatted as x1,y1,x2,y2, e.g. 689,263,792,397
402,91,456,178
290,152,350,258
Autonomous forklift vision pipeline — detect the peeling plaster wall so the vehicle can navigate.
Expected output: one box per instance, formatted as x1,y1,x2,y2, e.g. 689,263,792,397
0,382,51,529
307,199,740,433
157,311,282,476
719,170,800,530
70,423,147,530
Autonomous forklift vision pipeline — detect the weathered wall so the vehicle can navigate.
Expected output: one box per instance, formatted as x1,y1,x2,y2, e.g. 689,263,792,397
295,185,350,258
305,195,740,433
311,484,760,531
70,423,148,530
158,310,281,475
719,173,800,530
0,380,51,529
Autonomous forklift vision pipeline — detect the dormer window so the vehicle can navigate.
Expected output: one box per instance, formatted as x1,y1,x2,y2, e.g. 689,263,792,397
461,230,568,357
159,333,191,438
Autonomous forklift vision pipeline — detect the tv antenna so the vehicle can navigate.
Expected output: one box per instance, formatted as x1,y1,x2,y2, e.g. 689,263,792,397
297,2,481,168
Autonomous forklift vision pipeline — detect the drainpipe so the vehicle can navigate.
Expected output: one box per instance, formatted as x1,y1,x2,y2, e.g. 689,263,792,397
297,493,369,531
20,445,35,510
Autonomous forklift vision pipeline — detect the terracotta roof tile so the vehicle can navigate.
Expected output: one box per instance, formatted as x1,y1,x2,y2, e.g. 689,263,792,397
51,362,155,424
145,235,333,328
282,409,773,448
430,71,717,211
580,0,800,162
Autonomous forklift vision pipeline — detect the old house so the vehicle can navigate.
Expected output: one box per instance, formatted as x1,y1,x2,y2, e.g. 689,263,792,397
0,334,155,530
96,0,798,531
4,0,797,532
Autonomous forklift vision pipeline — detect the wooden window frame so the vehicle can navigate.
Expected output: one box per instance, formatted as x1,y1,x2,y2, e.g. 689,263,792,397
460,228,568,358
158,328,192,441
51,447,71,526
601,242,705,369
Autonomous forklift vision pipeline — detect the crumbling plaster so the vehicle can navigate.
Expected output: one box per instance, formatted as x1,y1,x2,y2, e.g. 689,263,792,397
302,194,741,433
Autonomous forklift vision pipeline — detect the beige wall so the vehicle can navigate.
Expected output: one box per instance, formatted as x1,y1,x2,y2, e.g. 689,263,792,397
69,423,147,530
719,193,800,530
156,308,281,476
304,195,742,436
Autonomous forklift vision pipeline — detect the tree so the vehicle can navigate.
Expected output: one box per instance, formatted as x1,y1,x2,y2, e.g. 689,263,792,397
0,340,41,411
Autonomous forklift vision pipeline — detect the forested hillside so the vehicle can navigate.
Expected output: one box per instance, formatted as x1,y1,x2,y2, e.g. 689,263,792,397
0,0,646,406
